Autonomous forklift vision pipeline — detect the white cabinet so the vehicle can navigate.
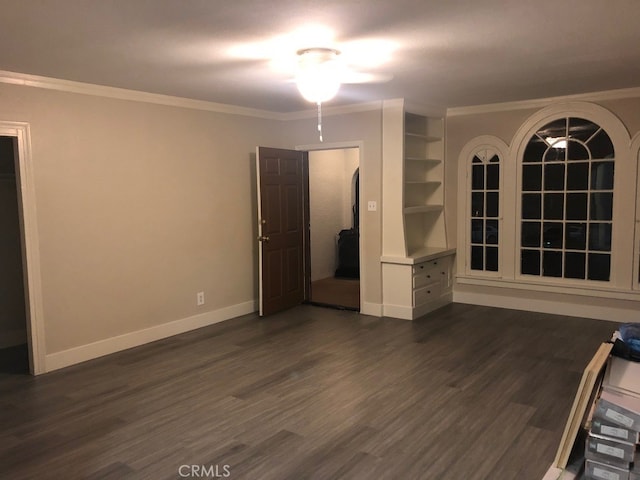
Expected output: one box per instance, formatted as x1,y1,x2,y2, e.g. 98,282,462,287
382,254,454,320
381,99,455,320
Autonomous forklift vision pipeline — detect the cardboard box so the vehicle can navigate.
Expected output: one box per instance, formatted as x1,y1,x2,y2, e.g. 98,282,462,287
592,417,640,443
605,356,640,398
585,449,631,471
586,459,630,480
586,433,635,464
596,390,640,431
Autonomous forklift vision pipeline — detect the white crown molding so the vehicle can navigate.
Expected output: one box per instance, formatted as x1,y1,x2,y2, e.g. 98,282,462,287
446,86,640,117
281,100,384,121
0,69,386,121
403,100,447,118
0,70,286,120
379,98,447,118
3,69,639,122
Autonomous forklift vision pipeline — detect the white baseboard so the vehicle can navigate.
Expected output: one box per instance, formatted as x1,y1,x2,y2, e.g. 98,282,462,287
360,302,383,317
45,300,257,372
382,304,413,320
0,328,28,349
382,294,453,321
453,290,636,323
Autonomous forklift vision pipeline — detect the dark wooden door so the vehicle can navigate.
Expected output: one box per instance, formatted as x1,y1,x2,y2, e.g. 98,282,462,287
256,147,309,316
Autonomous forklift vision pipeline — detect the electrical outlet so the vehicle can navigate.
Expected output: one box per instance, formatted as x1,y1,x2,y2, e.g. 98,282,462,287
367,200,377,211
196,291,205,306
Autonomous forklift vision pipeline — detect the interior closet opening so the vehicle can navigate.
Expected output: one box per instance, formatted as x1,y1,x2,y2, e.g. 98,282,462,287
0,136,29,374
308,147,360,310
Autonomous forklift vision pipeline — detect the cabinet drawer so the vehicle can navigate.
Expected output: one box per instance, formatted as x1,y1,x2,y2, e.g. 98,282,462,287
412,259,442,275
413,282,441,306
413,268,440,288
413,259,450,288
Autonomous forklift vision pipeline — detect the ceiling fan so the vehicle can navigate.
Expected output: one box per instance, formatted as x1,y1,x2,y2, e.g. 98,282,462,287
292,45,394,102
228,26,396,140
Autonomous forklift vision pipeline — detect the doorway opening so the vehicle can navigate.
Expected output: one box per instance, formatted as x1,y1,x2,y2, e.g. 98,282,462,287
308,147,360,310
0,136,29,374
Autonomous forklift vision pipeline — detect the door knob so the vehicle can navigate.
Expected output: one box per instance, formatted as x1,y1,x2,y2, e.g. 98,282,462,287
257,235,270,242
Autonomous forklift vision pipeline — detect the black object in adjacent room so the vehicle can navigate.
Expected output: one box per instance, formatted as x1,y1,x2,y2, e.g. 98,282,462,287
335,169,359,279
335,228,359,278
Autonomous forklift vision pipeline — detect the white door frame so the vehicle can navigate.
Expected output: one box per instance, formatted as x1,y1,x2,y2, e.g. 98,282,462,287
1,121,45,374
296,141,365,311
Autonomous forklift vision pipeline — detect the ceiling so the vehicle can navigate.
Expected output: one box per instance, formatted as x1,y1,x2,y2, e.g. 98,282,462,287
1,0,640,113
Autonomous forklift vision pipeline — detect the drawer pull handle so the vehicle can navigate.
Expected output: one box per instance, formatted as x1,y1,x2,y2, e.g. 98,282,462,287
427,290,431,294
427,274,431,278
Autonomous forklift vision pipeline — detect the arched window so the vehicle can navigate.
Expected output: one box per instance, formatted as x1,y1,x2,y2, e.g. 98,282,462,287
520,117,614,281
470,150,500,272
458,136,507,278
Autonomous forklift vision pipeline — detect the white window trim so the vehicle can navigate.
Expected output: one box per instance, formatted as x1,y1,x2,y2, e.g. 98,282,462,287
517,117,614,283
510,102,633,289
457,135,509,278
457,102,637,294
456,275,640,301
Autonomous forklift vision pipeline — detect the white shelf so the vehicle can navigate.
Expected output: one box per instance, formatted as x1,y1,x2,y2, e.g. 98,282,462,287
405,132,442,143
405,180,441,186
403,205,443,214
405,157,442,163
381,247,456,265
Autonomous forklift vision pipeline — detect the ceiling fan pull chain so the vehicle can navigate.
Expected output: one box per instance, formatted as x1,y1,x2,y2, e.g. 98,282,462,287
317,101,323,142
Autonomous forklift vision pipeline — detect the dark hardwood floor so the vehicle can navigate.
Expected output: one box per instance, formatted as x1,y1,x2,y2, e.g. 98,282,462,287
0,303,616,479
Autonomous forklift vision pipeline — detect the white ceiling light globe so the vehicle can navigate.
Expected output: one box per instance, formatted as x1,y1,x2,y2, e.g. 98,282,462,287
295,48,342,103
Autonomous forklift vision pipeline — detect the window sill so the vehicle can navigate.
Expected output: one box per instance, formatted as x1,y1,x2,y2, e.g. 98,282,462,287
456,275,640,301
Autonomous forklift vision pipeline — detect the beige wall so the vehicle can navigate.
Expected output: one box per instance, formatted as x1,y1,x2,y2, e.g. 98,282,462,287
600,98,640,135
0,82,282,355
0,81,387,365
309,148,359,282
342,148,360,228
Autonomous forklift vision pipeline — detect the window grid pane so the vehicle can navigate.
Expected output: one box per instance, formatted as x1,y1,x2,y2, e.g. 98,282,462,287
520,118,613,282
470,152,500,273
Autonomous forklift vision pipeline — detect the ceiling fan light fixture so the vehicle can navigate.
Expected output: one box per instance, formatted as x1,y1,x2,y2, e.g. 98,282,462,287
545,136,568,149
295,47,342,103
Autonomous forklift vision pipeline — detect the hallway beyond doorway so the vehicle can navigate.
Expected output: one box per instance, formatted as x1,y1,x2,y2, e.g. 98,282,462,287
310,277,360,310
